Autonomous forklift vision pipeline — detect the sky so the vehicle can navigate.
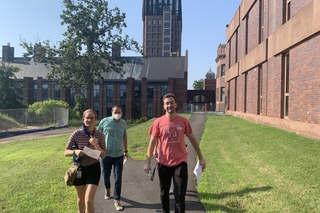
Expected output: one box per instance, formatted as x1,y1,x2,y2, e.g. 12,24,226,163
0,0,242,89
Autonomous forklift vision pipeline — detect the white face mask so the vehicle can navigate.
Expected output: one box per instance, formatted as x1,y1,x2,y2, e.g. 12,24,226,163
113,114,122,120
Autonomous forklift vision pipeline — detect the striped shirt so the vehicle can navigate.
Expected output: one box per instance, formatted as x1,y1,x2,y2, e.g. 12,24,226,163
65,129,106,166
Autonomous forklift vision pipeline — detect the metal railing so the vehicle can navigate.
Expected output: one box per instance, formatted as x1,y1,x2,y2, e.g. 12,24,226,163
0,107,69,132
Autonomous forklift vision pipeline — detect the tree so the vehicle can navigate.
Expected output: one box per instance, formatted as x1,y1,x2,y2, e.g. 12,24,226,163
20,0,141,108
193,79,204,90
0,63,26,109
74,94,87,118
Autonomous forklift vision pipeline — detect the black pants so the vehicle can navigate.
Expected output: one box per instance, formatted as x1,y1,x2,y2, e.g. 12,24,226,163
158,162,188,213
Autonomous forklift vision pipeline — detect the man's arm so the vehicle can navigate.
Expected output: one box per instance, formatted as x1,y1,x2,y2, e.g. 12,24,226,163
123,136,128,158
144,136,158,173
187,133,206,170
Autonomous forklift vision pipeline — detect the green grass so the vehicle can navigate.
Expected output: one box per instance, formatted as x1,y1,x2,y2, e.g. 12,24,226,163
198,115,320,212
1,113,319,212
0,136,76,213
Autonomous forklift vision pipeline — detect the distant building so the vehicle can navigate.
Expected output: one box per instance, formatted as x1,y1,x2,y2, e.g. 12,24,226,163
225,0,320,140
215,44,226,112
1,44,188,120
203,68,216,90
142,0,182,57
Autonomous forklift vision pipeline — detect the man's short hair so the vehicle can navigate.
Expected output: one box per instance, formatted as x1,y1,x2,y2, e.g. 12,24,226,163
163,93,176,102
112,105,122,111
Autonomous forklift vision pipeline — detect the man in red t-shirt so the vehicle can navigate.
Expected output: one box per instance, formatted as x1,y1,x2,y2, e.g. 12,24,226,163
144,93,206,213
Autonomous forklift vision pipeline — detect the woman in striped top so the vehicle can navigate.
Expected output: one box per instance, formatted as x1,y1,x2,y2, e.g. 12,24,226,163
64,109,106,213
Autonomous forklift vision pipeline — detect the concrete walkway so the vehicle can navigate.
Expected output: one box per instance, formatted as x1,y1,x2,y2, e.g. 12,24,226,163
0,113,208,212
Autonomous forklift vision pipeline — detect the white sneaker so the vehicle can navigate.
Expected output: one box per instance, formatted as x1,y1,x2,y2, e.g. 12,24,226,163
104,188,111,200
114,200,124,211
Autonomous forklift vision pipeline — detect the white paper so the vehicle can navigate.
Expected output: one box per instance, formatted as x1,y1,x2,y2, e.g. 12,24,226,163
82,146,101,160
193,160,202,184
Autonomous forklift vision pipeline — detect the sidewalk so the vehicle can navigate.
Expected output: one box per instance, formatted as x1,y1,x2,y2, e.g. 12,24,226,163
95,113,207,213
0,113,207,212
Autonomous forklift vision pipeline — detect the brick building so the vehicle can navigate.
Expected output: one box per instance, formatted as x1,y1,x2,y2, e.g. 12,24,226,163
142,0,182,57
215,44,226,112
1,44,188,120
225,0,320,139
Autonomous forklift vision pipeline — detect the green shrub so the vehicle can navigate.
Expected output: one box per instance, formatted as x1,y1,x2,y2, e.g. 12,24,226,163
27,99,70,124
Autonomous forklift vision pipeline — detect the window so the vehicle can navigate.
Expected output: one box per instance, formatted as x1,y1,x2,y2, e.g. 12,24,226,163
157,33,161,39
157,41,161,46
153,19,156,24
244,72,247,113
158,19,162,24
147,85,153,99
164,29,170,36
152,26,156,32
152,41,156,46
282,52,290,118
245,15,249,55
221,87,225,101
152,34,156,39
258,65,263,115
157,26,162,32
33,83,37,102
234,78,237,111
283,0,291,23
135,85,141,99
93,84,99,116
147,41,150,47
147,34,151,39
228,41,231,68
107,85,113,98
80,86,86,97
157,48,161,53
70,88,75,108
147,103,153,118
259,0,264,43
147,26,151,32
42,83,48,100
161,85,167,98
54,84,60,100
106,85,114,112
120,85,126,99
147,19,151,25
221,64,226,76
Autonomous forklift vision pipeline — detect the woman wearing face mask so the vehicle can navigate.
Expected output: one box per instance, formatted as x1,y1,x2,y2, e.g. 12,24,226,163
97,105,128,211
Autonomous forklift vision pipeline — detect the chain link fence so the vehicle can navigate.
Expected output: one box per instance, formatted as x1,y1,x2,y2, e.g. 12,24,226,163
178,103,215,113
0,107,69,133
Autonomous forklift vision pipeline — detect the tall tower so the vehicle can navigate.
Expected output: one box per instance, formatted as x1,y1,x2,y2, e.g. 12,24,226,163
142,0,182,57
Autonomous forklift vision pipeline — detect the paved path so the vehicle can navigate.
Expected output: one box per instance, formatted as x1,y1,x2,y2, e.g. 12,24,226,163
0,113,208,212
94,113,207,213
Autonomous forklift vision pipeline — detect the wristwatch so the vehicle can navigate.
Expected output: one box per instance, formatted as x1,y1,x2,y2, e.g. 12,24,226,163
124,150,128,153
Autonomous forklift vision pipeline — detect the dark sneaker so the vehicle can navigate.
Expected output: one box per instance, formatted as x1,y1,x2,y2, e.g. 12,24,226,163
114,200,124,211
104,188,111,200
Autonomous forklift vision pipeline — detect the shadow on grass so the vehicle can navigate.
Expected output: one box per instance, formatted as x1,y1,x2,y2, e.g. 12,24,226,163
211,186,272,199
194,186,272,212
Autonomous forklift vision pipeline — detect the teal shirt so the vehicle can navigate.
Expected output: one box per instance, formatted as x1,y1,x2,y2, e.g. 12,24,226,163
97,116,127,157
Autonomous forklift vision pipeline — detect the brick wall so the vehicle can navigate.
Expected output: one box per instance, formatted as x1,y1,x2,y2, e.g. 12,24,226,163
289,34,320,124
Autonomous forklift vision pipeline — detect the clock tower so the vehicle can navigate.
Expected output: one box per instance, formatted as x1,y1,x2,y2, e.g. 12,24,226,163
142,0,182,57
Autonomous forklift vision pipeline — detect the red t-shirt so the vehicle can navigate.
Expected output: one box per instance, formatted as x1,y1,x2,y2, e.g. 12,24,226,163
149,114,192,167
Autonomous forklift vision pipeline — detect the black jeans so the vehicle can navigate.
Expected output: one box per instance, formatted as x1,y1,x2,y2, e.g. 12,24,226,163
158,162,188,213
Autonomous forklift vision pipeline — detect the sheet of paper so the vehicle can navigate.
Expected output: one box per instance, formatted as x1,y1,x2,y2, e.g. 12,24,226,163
193,160,202,184
82,146,101,160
